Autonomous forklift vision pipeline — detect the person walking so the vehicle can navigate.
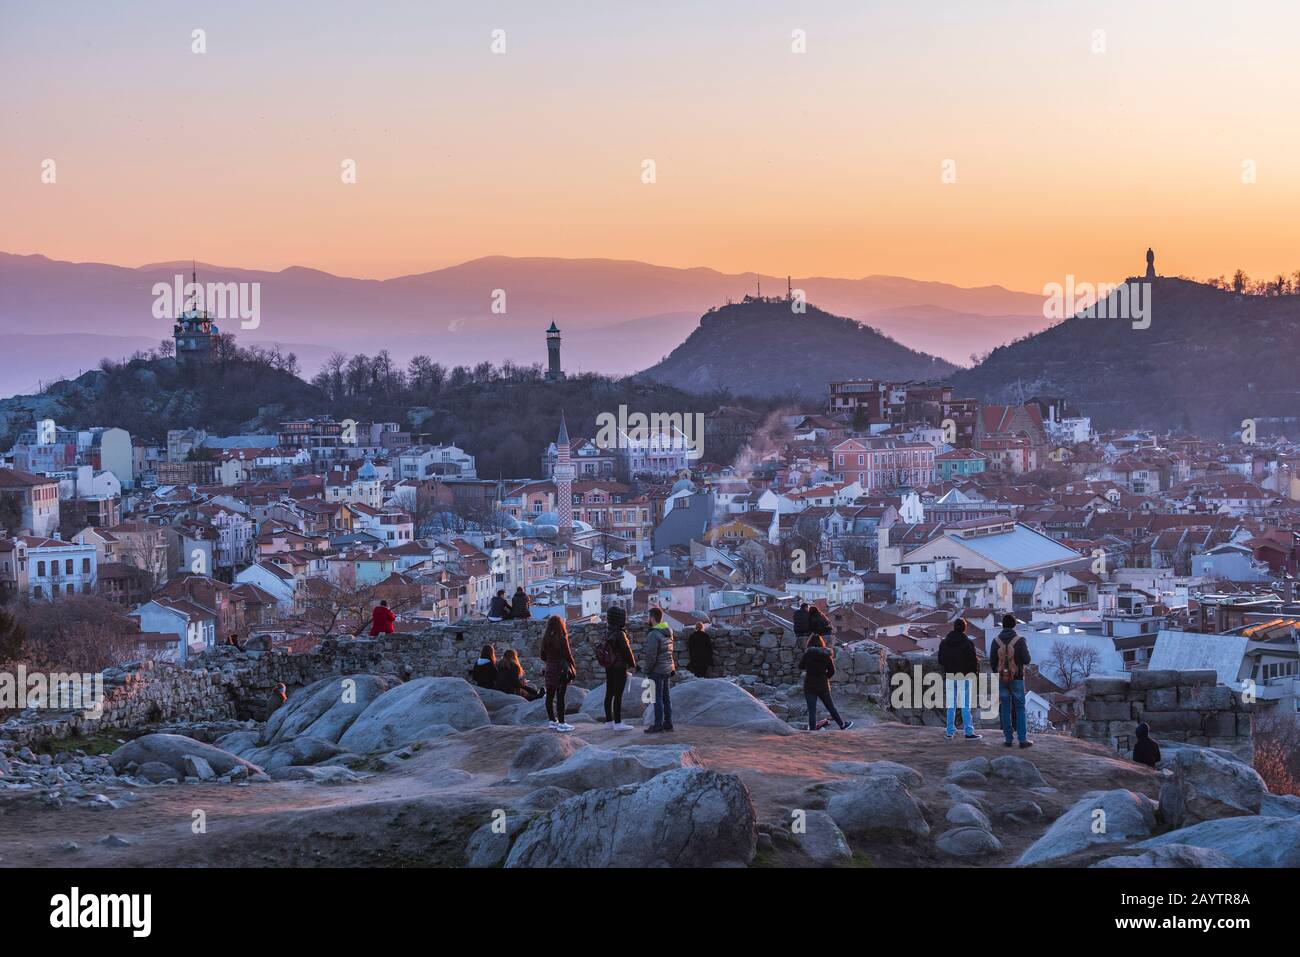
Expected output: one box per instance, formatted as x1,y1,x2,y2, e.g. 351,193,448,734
510,586,531,620
686,621,714,677
596,606,637,729
799,635,853,731
540,615,576,731
991,613,1032,748
937,618,982,740
369,599,396,636
642,607,676,734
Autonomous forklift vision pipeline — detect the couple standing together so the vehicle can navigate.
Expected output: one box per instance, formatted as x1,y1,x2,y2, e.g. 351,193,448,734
937,614,1033,748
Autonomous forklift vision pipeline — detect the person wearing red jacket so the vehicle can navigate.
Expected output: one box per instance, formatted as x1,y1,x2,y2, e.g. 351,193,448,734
369,599,396,636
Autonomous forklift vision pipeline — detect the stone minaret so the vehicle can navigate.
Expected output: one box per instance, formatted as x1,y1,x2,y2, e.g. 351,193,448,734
554,413,574,540
545,321,565,381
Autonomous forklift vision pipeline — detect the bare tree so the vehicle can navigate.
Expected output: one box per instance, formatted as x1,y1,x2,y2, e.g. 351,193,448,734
1048,641,1100,690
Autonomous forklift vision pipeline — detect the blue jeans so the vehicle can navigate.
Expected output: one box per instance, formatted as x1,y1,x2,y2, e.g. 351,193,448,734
945,677,975,736
999,680,1027,743
805,689,844,730
650,674,673,728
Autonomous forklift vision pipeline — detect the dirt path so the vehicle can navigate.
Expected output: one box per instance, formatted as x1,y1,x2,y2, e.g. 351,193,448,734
0,721,1161,867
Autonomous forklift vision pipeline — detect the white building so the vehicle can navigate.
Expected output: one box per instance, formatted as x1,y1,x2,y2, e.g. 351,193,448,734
22,535,98,599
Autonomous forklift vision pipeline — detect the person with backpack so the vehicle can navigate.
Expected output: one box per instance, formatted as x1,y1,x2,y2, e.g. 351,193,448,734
808,604,832,638
510,586,531,620
799,635,853,731
686,621,714,677
1132,721,1161,768
470,643,497,690
642,607,676,734
596,606,637,729
991,613,1032,748
793,602,812,638
495,649,542,701
488,589,512,621
937,618,982,741
540,615,576,731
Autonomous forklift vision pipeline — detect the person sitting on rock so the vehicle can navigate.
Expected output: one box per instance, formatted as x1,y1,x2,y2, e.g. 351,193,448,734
369,599,396,636
808,604,832,638
793,602,812,638
937,618,982,741
488,590,512,621
686,621,714,677
495,649,543,701
510,586,532,620
799,635,853,732
1132,721,1161,768
540,615,577,732
471,644,498,690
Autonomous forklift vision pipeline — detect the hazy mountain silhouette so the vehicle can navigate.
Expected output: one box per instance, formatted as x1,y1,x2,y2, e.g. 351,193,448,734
0,252,1041,396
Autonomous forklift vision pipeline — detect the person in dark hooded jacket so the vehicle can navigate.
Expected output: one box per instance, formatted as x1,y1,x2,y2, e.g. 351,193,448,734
793,603,811,637
798,635,853,731
488,590,512,621
510,586,531,619
1132,722,1161,768
470,643,497,690
807,605,832,637
937,619,981,740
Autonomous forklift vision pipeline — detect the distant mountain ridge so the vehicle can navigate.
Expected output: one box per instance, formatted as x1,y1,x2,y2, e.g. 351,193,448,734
638,297,957,398
0,252,1044,396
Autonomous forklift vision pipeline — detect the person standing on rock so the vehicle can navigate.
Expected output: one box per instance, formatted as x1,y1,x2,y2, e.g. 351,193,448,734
597,605,637,729
642,606,676,734
471,644,498,690
799,635,853,732
1132,721,1161,768
991,614,1032,749
686,621,714,677
369,599,396,637
496,649,543,701
937,618,981,741
541,615,577,731
510,586,532,620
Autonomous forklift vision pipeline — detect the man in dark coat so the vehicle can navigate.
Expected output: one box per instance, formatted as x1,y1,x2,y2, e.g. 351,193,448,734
808,604,831,637
793,603,811,638
991,613,1032,748
1132,722,1161,768
686,622,714,677
488,590,512,621
510,586,531,619
937,618,981,740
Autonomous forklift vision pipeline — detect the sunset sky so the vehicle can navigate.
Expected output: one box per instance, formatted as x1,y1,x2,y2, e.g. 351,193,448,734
5,0,1300,290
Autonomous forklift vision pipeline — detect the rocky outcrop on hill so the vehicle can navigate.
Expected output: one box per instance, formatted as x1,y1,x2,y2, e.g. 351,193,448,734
1017,790,1158,867
638,677,795,735
1158,747,1265,828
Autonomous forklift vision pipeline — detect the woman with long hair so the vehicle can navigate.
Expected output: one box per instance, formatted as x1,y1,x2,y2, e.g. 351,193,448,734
798,634,852,732
540,615,577,732
495,648,542,701
470,643,497,690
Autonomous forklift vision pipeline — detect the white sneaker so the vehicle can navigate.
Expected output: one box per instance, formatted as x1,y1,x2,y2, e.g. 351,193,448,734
547,721,560,730
556,723,574,732
612,722,634,731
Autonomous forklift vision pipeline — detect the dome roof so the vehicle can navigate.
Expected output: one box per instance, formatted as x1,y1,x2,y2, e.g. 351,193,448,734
357,458,378,479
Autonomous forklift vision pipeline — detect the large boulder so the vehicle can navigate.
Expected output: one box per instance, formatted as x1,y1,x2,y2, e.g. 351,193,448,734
498,688,589,726
936,827,1002,859
264,675,399,745
505,733,590,782
1260,794,1300,819
1133,817,1300,868
793,810,853,865
526,744,703,792
505,768,757,867
946,802,992,831
638,678,795,735
1092,844,1238,868
1158,748,1265,829
826,775,930,841
1017,790,1157,867
109,734,264,779
465,812,536,868
989,756,1047,788
336,677,490,753
242,736,350,771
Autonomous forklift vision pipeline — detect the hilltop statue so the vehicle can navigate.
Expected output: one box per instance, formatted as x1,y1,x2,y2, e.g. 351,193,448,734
1145,247,1156,281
